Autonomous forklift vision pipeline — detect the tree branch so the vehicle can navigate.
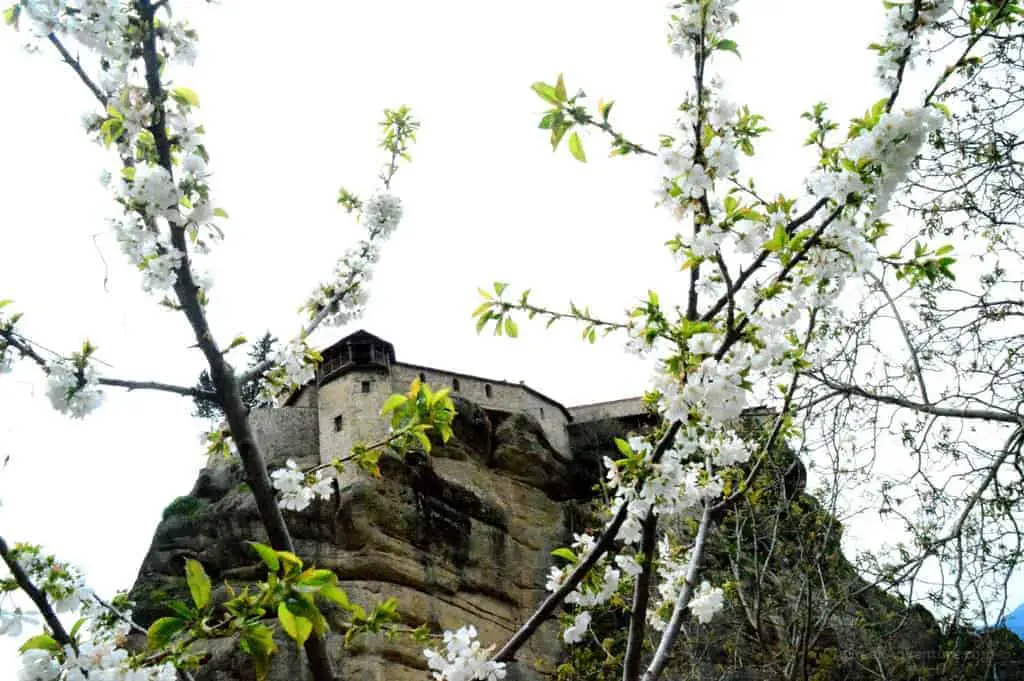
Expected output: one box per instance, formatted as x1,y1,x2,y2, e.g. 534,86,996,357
97,377,215,400
0,537,75,651
46,33,106,107
621,511,658,681
640,498,713,681
806,373,1023,425
492,420,683,663
134,3,335,678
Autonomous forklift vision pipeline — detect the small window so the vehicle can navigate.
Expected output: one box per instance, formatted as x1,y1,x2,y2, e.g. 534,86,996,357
484,384,492,398
419,372,426,382
360,380,371,393
540,407,545,418
452,378,460,392
333,414,344,432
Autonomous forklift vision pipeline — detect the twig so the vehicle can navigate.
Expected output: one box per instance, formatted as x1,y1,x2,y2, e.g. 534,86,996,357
640,498,713,681
0,537,75,651
492,420,684,663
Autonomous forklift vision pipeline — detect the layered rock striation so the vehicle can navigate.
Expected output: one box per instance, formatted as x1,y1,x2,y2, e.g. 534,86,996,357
129,397,592,681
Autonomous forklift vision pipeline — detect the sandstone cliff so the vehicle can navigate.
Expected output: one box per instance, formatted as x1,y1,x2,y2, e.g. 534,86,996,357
128,397,589,681
127,398,1024,681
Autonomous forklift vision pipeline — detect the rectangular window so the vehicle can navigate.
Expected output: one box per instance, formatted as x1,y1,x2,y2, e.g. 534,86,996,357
333,415,343,432
361,380,371,393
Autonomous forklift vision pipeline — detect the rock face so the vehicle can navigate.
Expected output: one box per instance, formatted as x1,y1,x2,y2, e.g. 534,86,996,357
129,398,1024,681
129,397,590,681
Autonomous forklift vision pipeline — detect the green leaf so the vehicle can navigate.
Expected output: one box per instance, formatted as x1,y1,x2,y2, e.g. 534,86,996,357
568,132,586,162
0,299,12,309
276,550,304,574
551,547,578,564
494,281,508,297
931,102,952,119
297,568,337,589
213,207,229,218
147,617,187,649
319,584,352,610
171,86,201,108
597,99,614,121
3,6,20,27
504,317,519,338
471,302,492,319
379,394,408,416
278,602,313,647
614,437,633,457
239,624,277,681
716,38,741,57
554,73,567,102
550,123,570,151
531,82,560,105
185,559,211,610
413,429,432,453
18,634,60,654
166,600,193,619
249,542,280,572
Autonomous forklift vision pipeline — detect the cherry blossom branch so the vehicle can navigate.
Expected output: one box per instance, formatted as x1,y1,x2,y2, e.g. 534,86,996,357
575,113,655,157
492,419,684,663
713,208,842,359
699,198,830,323
238,237,378,386
133,3,335,679
0,327,216,400
640,498,713,681
0,537,75,651
88,594,199,681
46,32,106,106
620,511,657,681
97,377,214,399
883,0,924,111
713,309,818,513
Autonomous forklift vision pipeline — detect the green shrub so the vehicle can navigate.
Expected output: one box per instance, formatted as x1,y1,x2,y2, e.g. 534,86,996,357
161,495,205,521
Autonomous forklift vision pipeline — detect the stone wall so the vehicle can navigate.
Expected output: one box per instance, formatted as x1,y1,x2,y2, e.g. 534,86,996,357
568,397,647,424
248,406,319,467
390,363,572,457
316,367,393,467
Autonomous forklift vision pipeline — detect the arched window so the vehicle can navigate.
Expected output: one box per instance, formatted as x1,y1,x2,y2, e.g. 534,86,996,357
540,407,545,418
333,414,344,432
452,378,461,392
419,372,426,382
484,384,492,398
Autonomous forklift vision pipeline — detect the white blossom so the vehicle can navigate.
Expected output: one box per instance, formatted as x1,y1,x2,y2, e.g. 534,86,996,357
424,625,506,681
563,610,591,644
689,581,725,624
0,346,13,374
17,649,60,681
46,359,104,418
270,459,335,512
362,193,403,240
0,609,40,637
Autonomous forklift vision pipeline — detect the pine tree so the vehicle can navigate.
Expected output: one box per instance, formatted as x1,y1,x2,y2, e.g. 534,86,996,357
192,332,278,419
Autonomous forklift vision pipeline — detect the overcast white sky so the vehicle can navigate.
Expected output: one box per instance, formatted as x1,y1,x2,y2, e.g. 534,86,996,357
0,0,1017,671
